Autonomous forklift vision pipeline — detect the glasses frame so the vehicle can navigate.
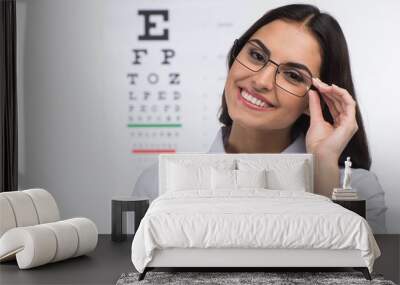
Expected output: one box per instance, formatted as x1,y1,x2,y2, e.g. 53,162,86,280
233,39,317,98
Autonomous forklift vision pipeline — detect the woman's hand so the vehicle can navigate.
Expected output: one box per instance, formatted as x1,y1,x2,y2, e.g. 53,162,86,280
304,77,359,161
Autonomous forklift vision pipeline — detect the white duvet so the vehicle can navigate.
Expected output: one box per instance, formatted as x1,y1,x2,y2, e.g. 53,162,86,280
131,189,380,273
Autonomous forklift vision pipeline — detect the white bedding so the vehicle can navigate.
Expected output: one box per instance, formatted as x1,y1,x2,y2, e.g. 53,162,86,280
131,189,380,273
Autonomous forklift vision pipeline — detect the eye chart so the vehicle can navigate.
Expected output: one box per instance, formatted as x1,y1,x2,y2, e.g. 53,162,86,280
111,2,238,154
103,0,260,191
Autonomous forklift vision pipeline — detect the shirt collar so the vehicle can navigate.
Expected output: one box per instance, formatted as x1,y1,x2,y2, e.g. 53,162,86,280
207,126,306,153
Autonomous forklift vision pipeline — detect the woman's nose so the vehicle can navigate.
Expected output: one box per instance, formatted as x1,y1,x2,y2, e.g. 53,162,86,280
252,62,277,91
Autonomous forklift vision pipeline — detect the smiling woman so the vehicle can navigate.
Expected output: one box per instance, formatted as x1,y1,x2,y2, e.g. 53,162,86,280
216,3,387,232
132,4,388,234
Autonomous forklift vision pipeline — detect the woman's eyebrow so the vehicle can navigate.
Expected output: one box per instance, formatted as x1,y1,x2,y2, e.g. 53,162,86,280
249,38,313,77
284,62,313,77
249,39,271,57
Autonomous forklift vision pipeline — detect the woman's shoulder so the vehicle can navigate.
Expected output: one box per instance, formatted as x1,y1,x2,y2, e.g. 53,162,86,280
339,166,378,180
340,167,388,233
132,161,159,200
136,161,159,184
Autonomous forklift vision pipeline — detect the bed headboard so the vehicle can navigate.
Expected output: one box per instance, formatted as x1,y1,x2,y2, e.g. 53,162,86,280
158,153,314,195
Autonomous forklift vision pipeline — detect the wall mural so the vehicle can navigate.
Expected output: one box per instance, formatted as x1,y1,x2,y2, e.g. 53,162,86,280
103,1,243,207
128,10,181,154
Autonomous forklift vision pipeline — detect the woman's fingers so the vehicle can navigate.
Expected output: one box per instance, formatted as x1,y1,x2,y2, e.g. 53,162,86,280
312,79,341,124
321,93,341,126
314,78,356,112
312,78,358,131
307,89,324,124
331,84,357,120
313,78,344,113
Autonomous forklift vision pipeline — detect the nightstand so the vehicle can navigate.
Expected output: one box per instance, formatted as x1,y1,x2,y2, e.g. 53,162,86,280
332,199,366,218
111,196,149,242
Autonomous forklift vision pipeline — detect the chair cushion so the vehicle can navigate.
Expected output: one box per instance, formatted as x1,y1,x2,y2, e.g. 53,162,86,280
24,188,60,223
0,188,60,238
0,196,17,237
0,191,39,228
0,218,98,269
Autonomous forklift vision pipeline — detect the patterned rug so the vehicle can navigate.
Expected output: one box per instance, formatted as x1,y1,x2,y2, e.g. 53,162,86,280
116,271,397,285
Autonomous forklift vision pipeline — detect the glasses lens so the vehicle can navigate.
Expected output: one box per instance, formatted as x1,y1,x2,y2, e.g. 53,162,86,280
235,42,267,72
235,41,312,97
276,65,312,97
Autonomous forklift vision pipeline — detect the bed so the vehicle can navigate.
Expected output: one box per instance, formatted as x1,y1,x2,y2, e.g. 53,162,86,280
131,153,381,281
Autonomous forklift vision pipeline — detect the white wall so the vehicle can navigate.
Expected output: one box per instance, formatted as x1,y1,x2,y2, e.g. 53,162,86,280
17,0,116,233
17,0,400,233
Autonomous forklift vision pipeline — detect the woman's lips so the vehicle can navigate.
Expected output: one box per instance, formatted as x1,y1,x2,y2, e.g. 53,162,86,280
237,88,275,112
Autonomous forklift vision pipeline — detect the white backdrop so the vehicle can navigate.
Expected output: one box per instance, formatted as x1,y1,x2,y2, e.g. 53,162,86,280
16,0,400,233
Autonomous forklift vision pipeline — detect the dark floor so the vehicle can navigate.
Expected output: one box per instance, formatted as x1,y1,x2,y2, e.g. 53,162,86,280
0,234,399,285
0,235,134,285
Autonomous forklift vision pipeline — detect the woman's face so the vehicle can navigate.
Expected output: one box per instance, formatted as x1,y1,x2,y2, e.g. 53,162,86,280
224,19,322,131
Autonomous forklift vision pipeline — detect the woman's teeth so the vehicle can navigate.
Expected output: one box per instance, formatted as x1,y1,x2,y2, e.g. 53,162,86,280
240,89,273,109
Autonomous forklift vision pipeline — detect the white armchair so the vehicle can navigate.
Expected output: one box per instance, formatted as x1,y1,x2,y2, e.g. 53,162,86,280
0,188,98,269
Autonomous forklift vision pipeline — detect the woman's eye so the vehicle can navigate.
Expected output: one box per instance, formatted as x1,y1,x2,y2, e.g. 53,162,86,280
283,70,305,83
249,50,266,62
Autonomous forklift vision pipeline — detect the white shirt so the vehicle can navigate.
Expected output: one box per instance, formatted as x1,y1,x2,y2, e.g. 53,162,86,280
132,127,388,233
207,127,308,154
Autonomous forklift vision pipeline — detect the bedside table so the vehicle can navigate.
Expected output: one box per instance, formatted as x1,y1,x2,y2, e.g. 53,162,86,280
332,199,366,218
111,196,149,242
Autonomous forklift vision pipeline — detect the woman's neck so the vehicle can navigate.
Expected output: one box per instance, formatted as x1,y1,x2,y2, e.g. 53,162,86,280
224,122,293,154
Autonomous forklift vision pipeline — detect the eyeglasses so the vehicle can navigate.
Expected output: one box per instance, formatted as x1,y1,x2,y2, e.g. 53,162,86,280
233,39,316,98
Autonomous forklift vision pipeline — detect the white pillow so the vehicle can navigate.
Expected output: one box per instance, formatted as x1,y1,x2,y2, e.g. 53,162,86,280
211,168,236,190
166,160,236,192
267,162,307,191
237,158,309,192
167,162,210,191
211,168,268,190
236,169,268,188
